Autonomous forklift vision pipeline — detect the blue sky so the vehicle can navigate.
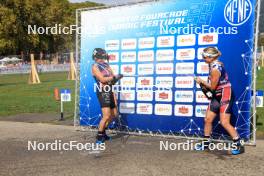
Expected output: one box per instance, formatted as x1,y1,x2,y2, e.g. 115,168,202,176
69,0,142,5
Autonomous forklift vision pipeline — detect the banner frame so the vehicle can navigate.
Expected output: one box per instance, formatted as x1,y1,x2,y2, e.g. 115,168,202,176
74,0,261,145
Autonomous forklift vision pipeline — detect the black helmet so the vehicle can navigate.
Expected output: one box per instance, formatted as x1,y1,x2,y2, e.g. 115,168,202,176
92,48,109,61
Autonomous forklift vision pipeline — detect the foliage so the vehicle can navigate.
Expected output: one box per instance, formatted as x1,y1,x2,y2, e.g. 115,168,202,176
0,0,101,56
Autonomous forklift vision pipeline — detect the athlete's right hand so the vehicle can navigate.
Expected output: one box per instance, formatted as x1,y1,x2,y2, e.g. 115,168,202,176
108,74,123,85
115,74,123,80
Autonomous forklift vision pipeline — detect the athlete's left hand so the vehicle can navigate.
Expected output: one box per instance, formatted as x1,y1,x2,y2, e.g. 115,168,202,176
194,77,203,84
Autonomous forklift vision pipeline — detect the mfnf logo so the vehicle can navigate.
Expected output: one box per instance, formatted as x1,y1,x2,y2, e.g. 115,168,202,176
224,0,252,26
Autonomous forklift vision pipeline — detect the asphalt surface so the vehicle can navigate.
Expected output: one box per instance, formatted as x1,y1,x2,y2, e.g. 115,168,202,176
0,121,264,176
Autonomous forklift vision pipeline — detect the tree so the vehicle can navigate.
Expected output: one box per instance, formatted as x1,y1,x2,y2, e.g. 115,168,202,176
0,0,101,56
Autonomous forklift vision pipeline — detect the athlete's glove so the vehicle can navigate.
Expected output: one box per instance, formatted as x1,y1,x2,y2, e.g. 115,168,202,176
109,74,123,85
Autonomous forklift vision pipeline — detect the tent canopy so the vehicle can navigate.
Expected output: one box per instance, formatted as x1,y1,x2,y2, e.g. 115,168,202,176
0,57,22,62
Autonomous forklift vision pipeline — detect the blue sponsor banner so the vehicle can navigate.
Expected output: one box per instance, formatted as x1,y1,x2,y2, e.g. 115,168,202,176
79,0,255,139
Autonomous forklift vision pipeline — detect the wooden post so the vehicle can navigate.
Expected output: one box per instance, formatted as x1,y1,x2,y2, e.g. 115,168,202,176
28,54,41,84
68,52,76,80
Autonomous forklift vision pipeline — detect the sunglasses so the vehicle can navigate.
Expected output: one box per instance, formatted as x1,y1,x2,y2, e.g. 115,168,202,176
201,52,218,59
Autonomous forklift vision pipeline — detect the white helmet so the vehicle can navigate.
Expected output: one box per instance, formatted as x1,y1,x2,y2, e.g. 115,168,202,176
201,47,221,58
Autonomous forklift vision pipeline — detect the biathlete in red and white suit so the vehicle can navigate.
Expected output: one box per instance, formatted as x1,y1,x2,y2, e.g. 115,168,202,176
207,60,232,114
195,47,244,155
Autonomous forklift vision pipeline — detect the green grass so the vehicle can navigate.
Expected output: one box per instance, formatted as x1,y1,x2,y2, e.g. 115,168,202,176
256,68,264,135
0,69,263,135
0,72,75,117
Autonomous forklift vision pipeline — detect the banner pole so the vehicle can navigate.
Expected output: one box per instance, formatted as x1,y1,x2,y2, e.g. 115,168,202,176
74,9,80,127
252,0,261,145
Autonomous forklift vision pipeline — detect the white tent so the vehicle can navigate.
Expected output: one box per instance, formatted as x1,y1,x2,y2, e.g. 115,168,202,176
0,57,22,62
0,57,10,62
0,57,22,68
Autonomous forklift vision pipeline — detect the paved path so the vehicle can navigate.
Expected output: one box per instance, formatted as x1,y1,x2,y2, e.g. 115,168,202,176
0,121,263,176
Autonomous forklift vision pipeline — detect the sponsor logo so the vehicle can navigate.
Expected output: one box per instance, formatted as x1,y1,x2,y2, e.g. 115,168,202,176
174,105,193,117
108,52,119,63
157,36,175,47
119,103,135,114
120,77,135,87
156,91,172,102
175,77,194,88
154,104,172,116
121,39,137,50
175,91,194,103
179,107,189,114
198,33,218,45
156,77,173,88
121,65,135,75
121,52,136,63
197,62,209,74
156,63,174,75
137,91,153,101
175,63,194,74
176,48,195,60
177,34,196,46
109,65,119,75
224,0,252,26
141,79,150,85
137,77,153,86
138,64,154,75
137,103,153,114
196,91,210,103
105,40,119,50
120,91,135,101
156,49,174,61
138,50,154,62
195,105,208,117
203,35,213,42
124,66,132,72
197,47,206,60
159,92,168,99
138,37,155,49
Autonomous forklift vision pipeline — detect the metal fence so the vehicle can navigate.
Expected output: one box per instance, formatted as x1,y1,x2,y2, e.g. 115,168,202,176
0,52,76,75
0,64,71,75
